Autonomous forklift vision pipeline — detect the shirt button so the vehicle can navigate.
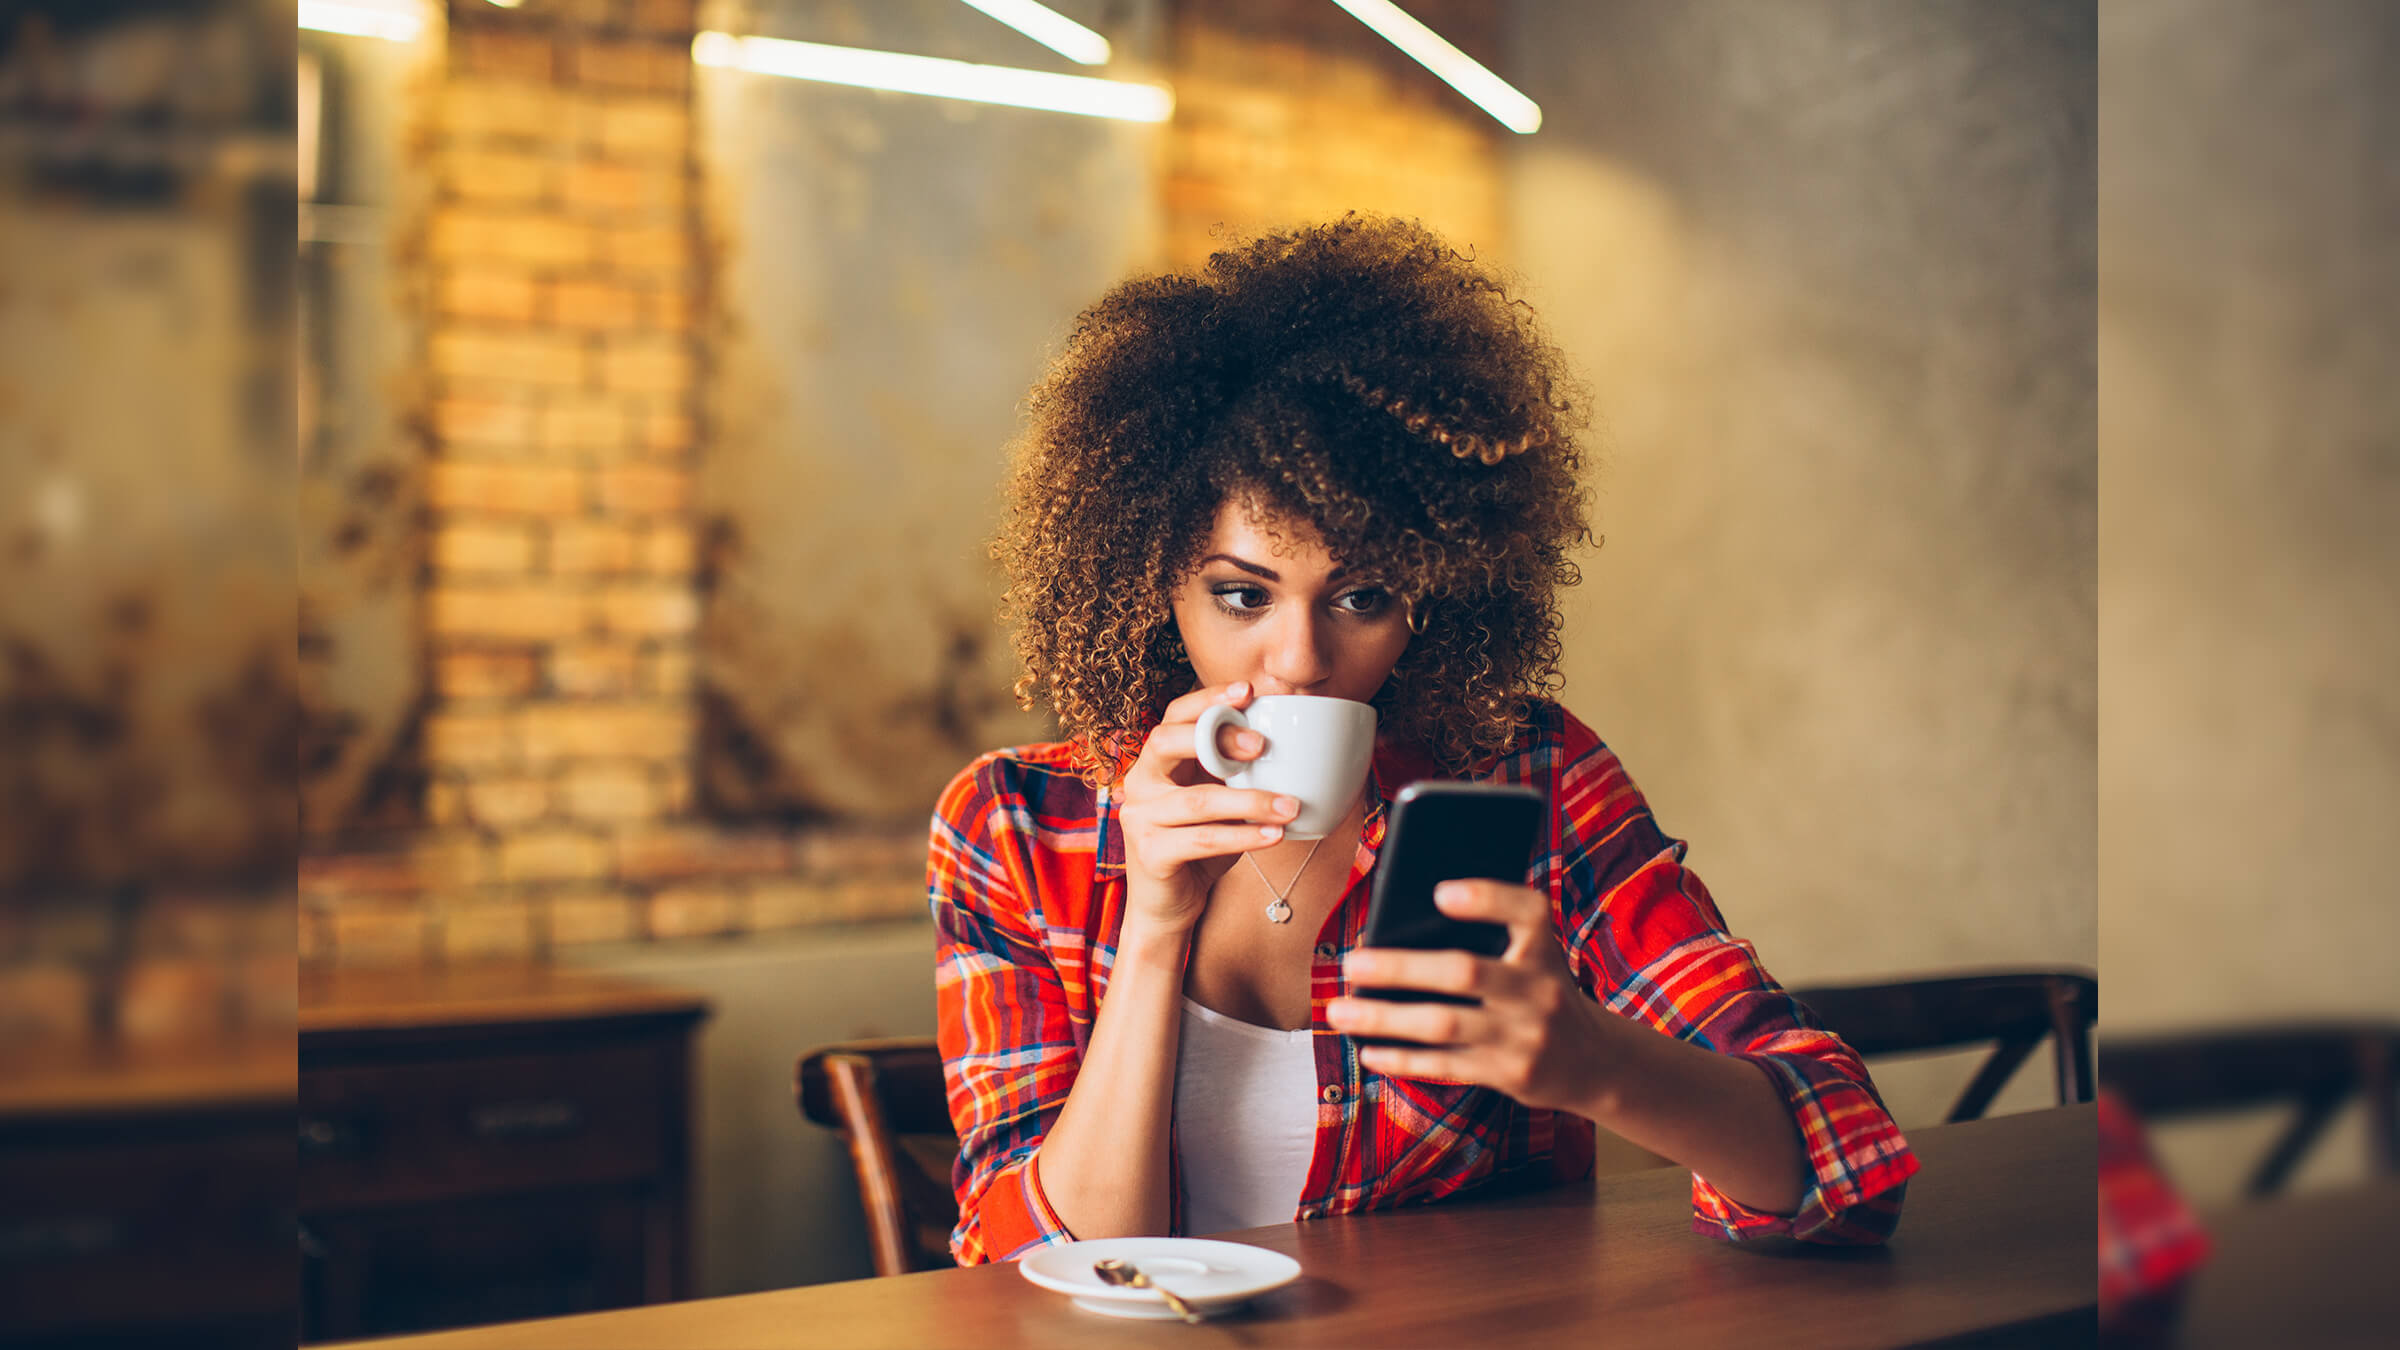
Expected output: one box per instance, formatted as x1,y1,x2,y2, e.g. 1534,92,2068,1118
1320,1083,1343,1105
1313,943,1337,960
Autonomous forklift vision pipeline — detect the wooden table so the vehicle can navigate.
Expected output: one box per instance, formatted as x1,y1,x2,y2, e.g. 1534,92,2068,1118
333,1102,2097,1350
2175,1181,2400,1350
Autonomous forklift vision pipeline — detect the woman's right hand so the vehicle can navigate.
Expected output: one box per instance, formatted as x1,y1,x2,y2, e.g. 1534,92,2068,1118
1117,680,1302,934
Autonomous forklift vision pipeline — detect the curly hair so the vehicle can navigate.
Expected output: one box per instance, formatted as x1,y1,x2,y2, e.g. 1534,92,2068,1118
993,214,1594,785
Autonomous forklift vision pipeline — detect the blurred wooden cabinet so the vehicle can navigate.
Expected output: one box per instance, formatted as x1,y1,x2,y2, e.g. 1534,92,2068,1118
298,966,709,1343
0,1042,294,1350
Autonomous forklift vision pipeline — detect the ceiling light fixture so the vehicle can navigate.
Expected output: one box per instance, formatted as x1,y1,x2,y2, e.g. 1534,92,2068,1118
956,0,1111,66
691,31,1171,123
1325,0,1541,133
296,0,424,42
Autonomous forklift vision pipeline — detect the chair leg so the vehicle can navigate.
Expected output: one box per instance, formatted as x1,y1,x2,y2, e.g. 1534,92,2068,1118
2045,979,2094,1106
1949,1033,2040,1123
2247,1090,2345,1198
2359,1033,2397,1176
825,1054,917,1278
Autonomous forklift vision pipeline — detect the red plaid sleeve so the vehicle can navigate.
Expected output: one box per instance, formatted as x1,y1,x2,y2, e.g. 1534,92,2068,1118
2098,1089,2209,1312
929,753,1080,1264
1549,711,1918,1244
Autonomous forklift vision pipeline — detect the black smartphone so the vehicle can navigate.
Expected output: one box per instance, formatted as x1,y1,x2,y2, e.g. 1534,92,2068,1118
1354,781,1547,1022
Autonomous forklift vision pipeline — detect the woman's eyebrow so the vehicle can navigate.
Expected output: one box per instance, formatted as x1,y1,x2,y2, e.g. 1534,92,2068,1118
1201,553,1349,582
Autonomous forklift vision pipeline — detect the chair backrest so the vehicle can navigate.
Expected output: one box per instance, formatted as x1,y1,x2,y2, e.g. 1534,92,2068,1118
795,1038,960,1277
2098,1023,2400,1198
1786,970,2098,1123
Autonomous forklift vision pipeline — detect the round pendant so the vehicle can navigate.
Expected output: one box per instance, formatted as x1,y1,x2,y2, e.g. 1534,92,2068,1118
1264,899,1293,925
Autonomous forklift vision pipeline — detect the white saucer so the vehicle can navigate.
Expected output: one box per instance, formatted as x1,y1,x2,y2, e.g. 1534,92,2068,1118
1018,1237,1302,1320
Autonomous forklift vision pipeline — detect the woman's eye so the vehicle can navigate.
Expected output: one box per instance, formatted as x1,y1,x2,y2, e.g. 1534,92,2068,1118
1211,584,1269,612
1334,588,1389,615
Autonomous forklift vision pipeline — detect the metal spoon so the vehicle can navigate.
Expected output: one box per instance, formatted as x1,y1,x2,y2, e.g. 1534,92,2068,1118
1092,1257,1204,1324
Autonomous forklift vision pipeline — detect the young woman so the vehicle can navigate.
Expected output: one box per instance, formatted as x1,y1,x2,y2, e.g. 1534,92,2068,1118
929,215,1917,1264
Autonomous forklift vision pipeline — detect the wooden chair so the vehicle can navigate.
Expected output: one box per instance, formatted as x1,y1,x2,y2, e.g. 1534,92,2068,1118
795,1038,961,1277
1785,970,2098,1122
2098,1022,2400,1198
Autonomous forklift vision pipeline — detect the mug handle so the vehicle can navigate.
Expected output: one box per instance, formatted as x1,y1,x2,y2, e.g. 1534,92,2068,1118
1193,703,1249,782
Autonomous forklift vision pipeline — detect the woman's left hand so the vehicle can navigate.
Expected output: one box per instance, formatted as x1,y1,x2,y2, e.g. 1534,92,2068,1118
1327,879,1630,1116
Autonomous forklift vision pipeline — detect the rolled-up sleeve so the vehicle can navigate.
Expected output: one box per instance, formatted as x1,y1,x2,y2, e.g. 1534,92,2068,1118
928,755,1082,1263
1550,718,1917,1245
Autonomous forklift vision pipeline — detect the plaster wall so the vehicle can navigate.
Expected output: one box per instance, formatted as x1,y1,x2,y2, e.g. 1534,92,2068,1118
1504,1,2098,1128
2097,0,2400,1201
570,920,938,1296
692,0,1160,823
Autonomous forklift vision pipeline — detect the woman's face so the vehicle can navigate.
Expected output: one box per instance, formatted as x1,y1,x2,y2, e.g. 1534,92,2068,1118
1169,498,1412,702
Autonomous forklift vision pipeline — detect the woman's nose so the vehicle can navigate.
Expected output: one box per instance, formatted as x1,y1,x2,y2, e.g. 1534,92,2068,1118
1258,611,1333,692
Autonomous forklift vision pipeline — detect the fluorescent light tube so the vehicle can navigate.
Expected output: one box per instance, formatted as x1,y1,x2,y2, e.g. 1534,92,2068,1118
297,0,424,42
956,0,1111,66
691,32,1171,123
1326,0,1541,133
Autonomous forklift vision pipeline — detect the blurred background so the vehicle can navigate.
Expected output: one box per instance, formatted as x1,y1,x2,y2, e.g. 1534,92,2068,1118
0,0,2389,1345
2098,0,2399,1201
1,0,296,1345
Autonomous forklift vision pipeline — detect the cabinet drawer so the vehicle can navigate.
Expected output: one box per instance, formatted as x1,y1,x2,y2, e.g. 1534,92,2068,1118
300,1038,677,1210
0,1119,291,1338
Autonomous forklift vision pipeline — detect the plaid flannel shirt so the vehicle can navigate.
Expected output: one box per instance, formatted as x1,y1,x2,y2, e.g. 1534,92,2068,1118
929,699,1918,1264
2098,1089,2210,1315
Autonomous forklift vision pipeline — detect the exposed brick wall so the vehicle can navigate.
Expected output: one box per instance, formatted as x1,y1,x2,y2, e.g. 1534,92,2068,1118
418,0,709,957
298,0,925,968
293,0,1519,969
1164,0,1507,267
1,2,298,1046
2,889,292,1048
422,1,701,845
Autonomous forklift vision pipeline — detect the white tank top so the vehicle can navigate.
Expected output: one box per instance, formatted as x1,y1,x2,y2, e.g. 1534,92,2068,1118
1172,996,1320,1236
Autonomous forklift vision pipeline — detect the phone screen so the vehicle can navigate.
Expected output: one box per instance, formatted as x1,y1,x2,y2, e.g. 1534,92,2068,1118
1355,782,1546,1012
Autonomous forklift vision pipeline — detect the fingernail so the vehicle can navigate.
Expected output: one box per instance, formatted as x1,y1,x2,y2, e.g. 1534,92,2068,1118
1241,731,1265,751
1344,953,1374,979
1273,795,1299,816
1434,881,1466,906
1260,824,1282,839
1229,681,1249,698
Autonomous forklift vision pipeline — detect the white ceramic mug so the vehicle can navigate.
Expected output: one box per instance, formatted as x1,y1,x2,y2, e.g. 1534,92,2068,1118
1193,695,1377,840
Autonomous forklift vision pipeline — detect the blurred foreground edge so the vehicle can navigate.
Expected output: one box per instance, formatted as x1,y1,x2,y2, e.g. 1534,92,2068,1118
1,0,301,1344
0,1036,297,1350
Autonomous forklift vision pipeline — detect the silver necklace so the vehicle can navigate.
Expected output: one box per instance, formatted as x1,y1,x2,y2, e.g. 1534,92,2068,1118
1243,834,1327,924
